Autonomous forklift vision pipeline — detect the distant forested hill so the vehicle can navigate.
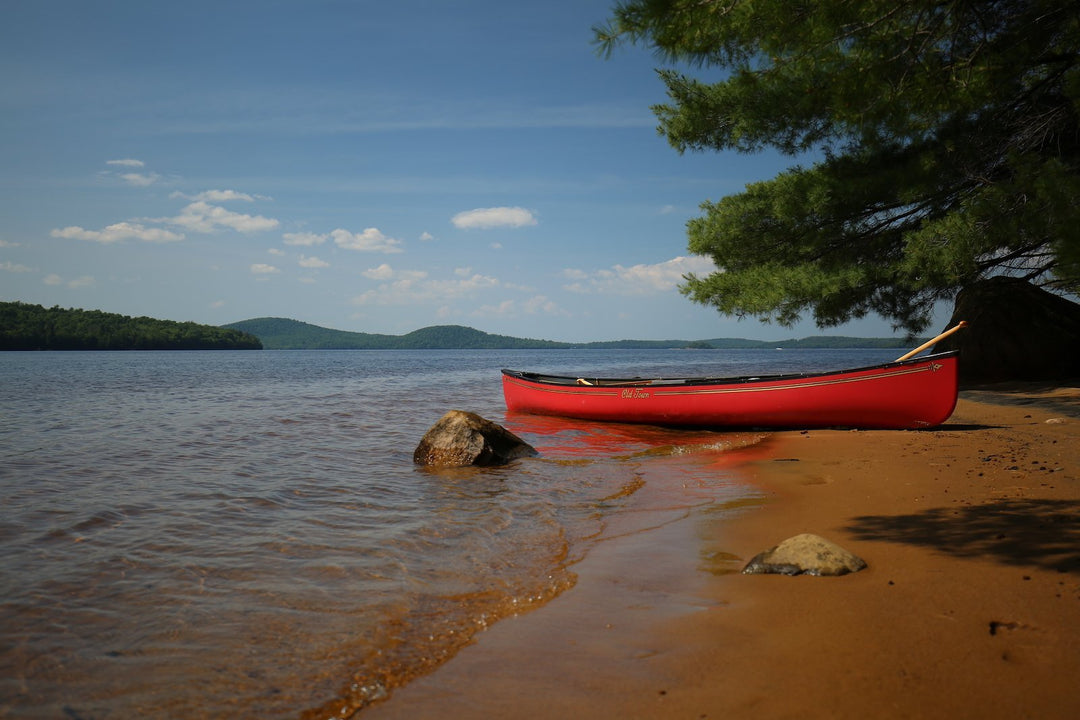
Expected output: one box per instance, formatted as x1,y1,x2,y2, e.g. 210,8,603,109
0,302,262,350
223,318,568,349
225,317,925,350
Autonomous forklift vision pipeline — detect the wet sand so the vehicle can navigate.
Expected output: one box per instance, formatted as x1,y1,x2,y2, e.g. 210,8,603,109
364,387,1080,719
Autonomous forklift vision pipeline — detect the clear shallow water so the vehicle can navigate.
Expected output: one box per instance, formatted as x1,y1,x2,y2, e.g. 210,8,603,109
0,348,900,718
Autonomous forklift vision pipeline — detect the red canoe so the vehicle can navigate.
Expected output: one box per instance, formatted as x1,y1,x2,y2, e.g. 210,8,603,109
502,351,959,430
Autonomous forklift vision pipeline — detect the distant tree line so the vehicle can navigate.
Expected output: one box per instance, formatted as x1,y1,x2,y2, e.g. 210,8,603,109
224,318,569,349
226,317,924,350
0,302,262,350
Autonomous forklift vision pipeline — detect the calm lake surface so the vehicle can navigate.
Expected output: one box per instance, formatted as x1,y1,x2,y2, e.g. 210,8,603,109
0,348,901,718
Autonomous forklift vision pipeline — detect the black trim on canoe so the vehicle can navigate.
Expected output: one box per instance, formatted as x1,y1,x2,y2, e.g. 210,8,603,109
502,350,958,389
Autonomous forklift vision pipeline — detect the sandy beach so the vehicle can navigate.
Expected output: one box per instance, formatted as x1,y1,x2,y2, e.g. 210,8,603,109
363,387,1080,719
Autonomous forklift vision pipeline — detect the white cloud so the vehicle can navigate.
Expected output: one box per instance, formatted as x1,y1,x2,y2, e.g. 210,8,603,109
1,261,33,273
0,239,20,247
332,227,403,253
51,222,185,244
282,231,327,246
67,275,95,289
120,172,160,187
473,294,567,319
282,228,403,252
419,231,435,241
106,158,145,167
171,189,255,202
563,255,718,295
451,206,537,230
523,294,564,315
299,255,329,268
162,201,279,233
250,263,280,274
474,299,517,317
268,248,285,256
43,273,94,288
428,272,498,295
353,267,496,306
362,263,397,280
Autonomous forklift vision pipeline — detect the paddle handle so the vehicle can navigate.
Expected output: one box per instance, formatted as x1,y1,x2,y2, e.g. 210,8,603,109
895,321,969,362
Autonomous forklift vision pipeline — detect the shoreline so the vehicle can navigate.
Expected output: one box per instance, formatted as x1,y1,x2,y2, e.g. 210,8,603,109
362,387,1080,719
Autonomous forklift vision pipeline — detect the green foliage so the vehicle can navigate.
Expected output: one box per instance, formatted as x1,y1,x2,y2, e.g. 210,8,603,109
596,0,1080,333
0,302,262,350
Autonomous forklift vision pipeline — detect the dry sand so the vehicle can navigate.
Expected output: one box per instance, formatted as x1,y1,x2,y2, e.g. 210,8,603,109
364,387,1080,719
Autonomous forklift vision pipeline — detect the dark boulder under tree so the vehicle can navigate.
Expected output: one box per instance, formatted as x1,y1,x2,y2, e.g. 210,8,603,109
934,277,1080,386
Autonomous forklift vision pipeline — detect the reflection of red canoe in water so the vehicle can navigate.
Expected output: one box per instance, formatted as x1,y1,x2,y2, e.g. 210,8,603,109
502,351,960,430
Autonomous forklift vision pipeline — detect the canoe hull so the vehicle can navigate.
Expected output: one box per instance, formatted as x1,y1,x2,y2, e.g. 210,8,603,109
502,352,959,430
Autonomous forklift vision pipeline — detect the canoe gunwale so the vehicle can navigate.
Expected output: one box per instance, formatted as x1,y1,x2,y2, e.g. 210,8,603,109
500,350,959,389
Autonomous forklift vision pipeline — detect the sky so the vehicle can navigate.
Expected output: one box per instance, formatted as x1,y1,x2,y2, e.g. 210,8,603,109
0,0,950,343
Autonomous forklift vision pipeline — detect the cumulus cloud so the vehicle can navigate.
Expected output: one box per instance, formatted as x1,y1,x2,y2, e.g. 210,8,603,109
419,231,435,241
332,228,403,253
299,255,329,268
353,266,497,306
282,228,403,253
120,172,160,187
451,206,537,230
67,275,96,288
562,255,718,295
522,294,564,315
106,158,145,167
43,273,94,288
161,201,279,233
473,295,566,319
250,263,280,274
362,263,397,280
282,231,326,246
171,189,256,202
473,300,517,318
1,261,33,273
51,222,185,244
427,272,498,295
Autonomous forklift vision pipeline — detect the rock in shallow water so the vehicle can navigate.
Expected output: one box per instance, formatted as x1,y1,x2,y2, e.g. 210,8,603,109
742,533,867,576
413,410,537,467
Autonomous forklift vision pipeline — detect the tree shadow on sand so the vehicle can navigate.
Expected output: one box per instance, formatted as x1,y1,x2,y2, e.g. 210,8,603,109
844,498,1080,574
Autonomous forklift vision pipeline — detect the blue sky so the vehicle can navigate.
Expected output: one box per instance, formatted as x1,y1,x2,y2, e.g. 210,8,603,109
0,0,947,343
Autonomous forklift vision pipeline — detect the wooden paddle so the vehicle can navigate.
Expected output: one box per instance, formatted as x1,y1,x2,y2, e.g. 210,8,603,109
894,321,969,362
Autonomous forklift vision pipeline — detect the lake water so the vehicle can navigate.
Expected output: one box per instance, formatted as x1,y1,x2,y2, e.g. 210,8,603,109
0,347,901,718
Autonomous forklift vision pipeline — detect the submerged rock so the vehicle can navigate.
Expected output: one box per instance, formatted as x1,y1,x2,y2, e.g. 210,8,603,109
742,533,867,576
413,410,537,467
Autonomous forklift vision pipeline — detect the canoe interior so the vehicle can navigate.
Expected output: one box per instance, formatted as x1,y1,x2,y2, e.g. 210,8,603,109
501,351,959,388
